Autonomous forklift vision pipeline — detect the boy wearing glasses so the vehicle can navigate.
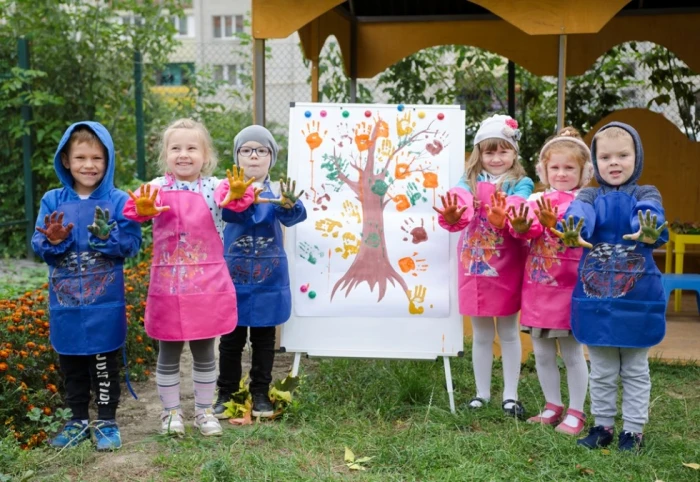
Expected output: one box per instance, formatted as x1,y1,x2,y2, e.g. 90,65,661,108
213,125,306,418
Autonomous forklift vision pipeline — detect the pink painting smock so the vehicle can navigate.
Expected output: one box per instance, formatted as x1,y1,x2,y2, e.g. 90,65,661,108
124,175,254,341
438,178,532,316
510,190,583,330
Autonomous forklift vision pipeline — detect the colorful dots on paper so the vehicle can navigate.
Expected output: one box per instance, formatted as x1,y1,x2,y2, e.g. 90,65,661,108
304,110,312,118
342,110,350,118
320,110,327,117
300,283,310,293
418,111,426,119
437,113,445,120
308,291,317,299
364,110,372,117
397,104,405,112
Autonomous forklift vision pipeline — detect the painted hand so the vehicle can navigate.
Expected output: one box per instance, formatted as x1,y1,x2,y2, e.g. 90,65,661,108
550,215,593,249
486,191,508,229
252,187,265,204
87,206,116,241
127,184,170,217
272,177,304,209
535,197,559,229
220,165,255,206
432,192,467,225
623,210,668,244
35,211,74,245
407,285,427,315
508,203,532,234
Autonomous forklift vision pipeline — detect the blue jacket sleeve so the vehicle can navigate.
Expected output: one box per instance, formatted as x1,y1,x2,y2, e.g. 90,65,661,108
88,194,142,258
222,204,255,224
564,199,597,240
510,177,535,199
275,200,307,227
31,192,75,266
630,199,668,249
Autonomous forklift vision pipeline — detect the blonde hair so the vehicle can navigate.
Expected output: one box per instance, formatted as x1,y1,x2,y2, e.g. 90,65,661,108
465,138,526,194
537,127,593,189
593,126,633,142
158,118,218,176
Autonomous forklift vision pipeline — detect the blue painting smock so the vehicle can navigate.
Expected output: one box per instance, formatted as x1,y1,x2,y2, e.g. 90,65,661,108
31,122,142,355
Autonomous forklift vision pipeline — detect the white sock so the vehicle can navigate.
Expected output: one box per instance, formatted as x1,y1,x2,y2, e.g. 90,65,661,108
531,336,562,416
559,336,589,426
496,314,522,408
470,316,496,401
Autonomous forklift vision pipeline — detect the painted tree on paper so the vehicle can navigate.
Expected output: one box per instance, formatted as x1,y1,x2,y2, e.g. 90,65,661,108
310,112,448,306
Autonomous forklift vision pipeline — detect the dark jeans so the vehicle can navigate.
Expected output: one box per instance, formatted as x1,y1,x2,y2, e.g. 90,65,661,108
218,325,276,395
58,348,121,421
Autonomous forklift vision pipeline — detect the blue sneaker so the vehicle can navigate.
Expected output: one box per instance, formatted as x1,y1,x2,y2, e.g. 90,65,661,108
618,431,643,452
93,420,122,451
48,420,90,448
577,425,614,449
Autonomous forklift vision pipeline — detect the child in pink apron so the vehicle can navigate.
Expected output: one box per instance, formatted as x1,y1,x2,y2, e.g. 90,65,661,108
435,114,533,418
507,127,593,435
124,118,255,437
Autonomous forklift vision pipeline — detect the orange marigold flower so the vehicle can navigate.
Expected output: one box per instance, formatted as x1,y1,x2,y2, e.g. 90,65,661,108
19,351,28,358
6,375,16,383
145,346,153,352
43,407,52,416
144,370,151,376
35,309,45,317
42,374,48,381
20,395,28,402
17,364,25,371
25,342,36,349
135,358,144,364
46,384,58,393
37,295,45,302
135,335,143,343
0,362,7,371
0,350,9,359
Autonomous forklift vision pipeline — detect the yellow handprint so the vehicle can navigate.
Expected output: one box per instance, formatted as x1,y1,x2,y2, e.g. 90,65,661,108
407,285,427,315
315,218,343,238
341,200,361,224
378,138,393,157
397,111,416,136
334,232,360,259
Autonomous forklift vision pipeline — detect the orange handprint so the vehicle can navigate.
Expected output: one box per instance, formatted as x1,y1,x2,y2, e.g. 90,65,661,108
354,122,372,152
302,120,326,150
398,253,428,276
392,194,411,212
376,119,389,138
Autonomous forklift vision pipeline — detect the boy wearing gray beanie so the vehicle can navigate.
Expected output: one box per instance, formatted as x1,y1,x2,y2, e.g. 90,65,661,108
214,125,306,418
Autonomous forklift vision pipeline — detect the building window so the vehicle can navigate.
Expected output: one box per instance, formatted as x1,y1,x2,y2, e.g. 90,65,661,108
172,15,194,38
120,15,143,27
212,15,243,38
213,64,243,86
156,63,194,86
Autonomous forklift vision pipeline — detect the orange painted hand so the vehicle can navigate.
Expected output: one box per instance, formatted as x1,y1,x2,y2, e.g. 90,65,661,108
550,215,593,249
535,197,558,229
220,165,255,206
252,187,265,204
407,285,427,315
433,193,467,225
508,203,532,234
486,191,508,229
127,184,170,217
36,211,74,245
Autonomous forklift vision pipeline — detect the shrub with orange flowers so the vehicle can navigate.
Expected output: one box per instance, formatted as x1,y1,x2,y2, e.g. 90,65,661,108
0,242,158,449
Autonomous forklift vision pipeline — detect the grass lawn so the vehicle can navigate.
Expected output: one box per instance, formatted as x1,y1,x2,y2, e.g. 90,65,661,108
2,349,699,481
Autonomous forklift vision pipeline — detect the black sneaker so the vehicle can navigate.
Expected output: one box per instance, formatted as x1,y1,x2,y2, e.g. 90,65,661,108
502,399,525,419
618,431,644,452
251,392,274,418
213,391,232,420
577,425,614,449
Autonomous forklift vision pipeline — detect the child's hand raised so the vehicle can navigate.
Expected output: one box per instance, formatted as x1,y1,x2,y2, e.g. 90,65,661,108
127,184,170,217
485,191,508,229
535,197,558,228
432,193,467,225
36,211,74,245
272,177,304,209
220,165,255,206
87,206,116,241
508,203,532,234
550,215,593,249
623,210,668,245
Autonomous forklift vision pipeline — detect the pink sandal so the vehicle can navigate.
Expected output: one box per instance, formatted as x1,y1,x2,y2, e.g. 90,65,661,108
526,402,564,425
554,408,586,436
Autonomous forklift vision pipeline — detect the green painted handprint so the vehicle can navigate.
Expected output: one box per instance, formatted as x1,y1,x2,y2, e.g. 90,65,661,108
272,177,305,209
550,215,593,249
87,206,116,247
623,210,668,244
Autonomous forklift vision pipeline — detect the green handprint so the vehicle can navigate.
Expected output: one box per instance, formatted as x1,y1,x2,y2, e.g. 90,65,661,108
550,215,593,249
272,177,305,209
87,206,116,247
623,210,668,245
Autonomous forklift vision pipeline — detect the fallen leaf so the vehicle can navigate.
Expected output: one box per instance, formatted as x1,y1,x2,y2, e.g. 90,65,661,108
355,456,374,463
682,463,700,470
601,449,611,455
347,463,366,471
344,447,355,463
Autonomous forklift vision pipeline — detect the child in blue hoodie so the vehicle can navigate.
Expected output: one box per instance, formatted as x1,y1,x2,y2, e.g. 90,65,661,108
32,122,142,451
554,122,668,452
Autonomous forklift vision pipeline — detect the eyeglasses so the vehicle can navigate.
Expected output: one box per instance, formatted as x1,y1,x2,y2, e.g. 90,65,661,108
238,146,271,157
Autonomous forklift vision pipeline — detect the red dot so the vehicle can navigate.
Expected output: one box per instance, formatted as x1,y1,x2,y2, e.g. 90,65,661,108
437,113,445,120
364,110,372,117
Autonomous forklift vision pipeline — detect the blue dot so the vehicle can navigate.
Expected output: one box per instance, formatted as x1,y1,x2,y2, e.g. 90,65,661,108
397,104,405,112
304,110,312,118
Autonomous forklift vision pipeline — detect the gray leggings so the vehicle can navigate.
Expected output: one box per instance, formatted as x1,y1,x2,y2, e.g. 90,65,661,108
157,339,216,369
